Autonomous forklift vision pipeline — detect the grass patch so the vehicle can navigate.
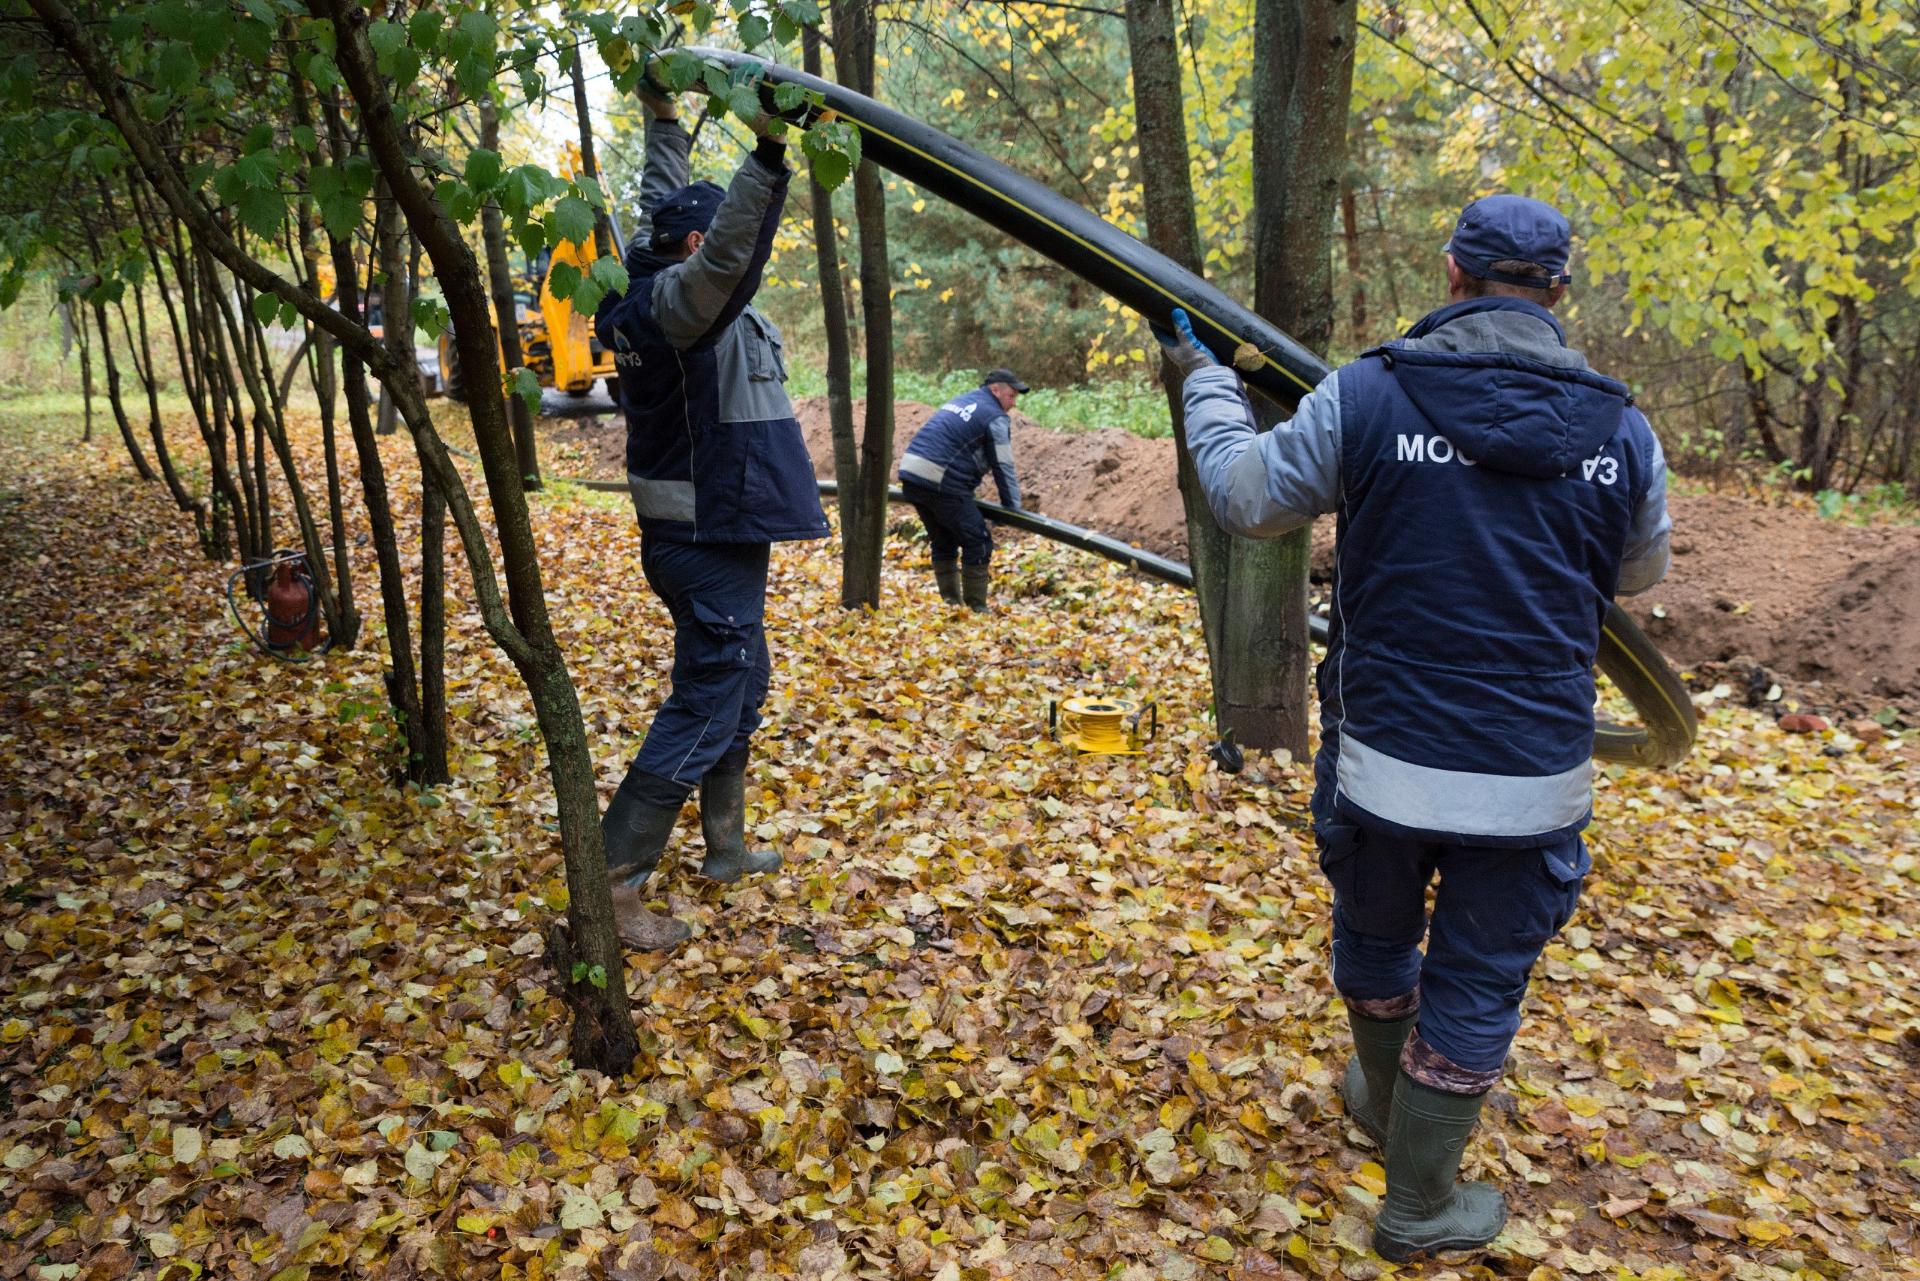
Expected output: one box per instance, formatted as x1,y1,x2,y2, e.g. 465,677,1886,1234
785,357,1172,439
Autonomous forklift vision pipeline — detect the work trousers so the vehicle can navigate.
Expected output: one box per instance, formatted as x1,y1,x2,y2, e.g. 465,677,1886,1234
1313,752,1589,1094
626,538,772,797
902,479,994,568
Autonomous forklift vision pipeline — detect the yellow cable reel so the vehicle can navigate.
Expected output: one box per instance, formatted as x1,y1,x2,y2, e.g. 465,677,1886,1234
1048,695,1158,755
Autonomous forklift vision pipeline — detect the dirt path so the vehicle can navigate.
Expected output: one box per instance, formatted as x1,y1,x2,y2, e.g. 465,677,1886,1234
538,396,1920,717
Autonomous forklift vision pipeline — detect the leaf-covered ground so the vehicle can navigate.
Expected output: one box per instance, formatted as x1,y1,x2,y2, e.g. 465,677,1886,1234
2,407,1916,1281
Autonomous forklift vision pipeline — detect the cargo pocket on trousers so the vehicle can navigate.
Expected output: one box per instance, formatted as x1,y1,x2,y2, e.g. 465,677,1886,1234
1315,818,1365,911
1537,838,1591,937
688,600,758,677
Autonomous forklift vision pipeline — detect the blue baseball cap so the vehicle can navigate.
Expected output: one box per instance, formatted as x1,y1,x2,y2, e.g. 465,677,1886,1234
649,180,726,251
1444,194,1573,287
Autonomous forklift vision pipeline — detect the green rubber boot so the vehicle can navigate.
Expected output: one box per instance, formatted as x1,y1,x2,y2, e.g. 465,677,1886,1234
1341,1011,1415,1146
1373,1074,1508,1262
698,764,782,883
961,564,990,613
933,561,963,605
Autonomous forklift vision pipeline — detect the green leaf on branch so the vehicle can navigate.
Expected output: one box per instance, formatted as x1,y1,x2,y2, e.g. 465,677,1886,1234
548,195,595,247
407,9,443,53
435,178,478,224
588,254,628,298
772,81,808,113
250,292,280,325
546,260,581,302
155,43,198,92
464,148,502,194
510,366,541,415
236,187,285,241
411,296,450,341
278,300,299,330
738,13,770,49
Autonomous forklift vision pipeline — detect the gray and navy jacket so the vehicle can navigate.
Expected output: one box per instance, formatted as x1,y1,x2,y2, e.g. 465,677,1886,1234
594,119,828,545
898,386,1022,509
1184,296,1671,846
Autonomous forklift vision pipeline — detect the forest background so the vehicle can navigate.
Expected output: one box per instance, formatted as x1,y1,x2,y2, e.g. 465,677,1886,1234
5,0,1919,505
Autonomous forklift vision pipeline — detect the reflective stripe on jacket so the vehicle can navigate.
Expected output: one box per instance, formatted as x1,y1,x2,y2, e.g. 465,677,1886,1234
1183,296,1670,845
898,386,1021,508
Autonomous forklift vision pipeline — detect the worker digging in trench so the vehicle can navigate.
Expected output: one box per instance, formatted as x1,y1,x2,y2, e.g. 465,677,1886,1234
897,366,1031,611
592,76,828,952
1158,194,1672,1262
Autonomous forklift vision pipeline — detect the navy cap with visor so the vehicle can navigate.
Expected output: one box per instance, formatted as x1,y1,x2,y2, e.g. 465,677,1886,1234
1444,194,1574,288
650,180,726,252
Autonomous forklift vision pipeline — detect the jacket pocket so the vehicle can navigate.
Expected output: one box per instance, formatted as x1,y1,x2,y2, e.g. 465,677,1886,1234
742,309,787,383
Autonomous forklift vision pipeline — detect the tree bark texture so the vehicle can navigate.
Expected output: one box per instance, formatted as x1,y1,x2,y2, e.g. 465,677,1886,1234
479,93,542,491
831,0,895,611
803,28,860,544
319,0,638,1073
1243,0,1357,757
1123,0,1233,723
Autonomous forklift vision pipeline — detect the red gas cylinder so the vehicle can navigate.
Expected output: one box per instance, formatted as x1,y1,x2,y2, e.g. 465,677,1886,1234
264,557,321,652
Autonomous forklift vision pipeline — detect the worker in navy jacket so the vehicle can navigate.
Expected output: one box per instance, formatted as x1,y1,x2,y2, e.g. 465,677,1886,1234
1158,195,1670,1263
592,82,828,952
897,368,1029,610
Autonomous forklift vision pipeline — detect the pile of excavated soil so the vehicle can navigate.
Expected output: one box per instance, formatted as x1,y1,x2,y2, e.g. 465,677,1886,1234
540,398,1920,715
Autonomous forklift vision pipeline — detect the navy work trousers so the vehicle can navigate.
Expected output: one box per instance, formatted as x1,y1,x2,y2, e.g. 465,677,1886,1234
627,538,772,794
902,479,994,568
1313,754,1589,1089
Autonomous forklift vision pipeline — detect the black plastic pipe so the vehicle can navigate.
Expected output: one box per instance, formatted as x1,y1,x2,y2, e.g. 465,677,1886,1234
631,50,1697,767
681,47,1327,410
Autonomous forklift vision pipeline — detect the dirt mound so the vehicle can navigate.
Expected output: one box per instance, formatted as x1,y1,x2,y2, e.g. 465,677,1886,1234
544,398,1920,714
1631,494,1920,711
791,397,1193,559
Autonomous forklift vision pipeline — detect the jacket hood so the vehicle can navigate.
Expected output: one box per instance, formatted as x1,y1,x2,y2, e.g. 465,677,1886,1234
1371,297,1630,479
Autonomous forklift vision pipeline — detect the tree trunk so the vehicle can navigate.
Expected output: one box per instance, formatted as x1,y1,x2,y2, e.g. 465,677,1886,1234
480,93,541,491
418,469,451,784
321,0,638,1072
1242,0,1357,758
832,0,894,611
568,46,617,264
804,28,859,545
1124,0,1233,724
87,297,158,481
121,290,211,550
327,207,433,784
374,182,452,784
75,302,93,442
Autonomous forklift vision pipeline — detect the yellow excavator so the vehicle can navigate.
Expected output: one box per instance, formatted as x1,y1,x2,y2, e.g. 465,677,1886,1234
438,144,620,404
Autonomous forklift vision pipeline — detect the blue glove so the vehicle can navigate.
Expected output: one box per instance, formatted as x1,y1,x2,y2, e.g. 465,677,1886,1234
1150,307,1218,379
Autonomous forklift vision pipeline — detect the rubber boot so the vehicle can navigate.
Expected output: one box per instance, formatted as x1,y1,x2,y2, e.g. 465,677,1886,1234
933,561,963,605
601,787,692,951
1341,1011,1415,1146
1373,1074,1508,1262
961,564,990,613
698,765,782,883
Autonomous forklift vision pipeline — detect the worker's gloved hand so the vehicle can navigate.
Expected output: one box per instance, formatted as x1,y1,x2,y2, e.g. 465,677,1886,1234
1150,308,1218,380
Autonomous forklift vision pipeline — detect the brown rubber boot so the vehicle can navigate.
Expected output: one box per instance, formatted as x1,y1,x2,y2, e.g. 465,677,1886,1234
608,882,692,951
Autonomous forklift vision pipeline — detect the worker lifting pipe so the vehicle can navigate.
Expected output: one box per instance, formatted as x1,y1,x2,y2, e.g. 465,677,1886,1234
623,49,1698,768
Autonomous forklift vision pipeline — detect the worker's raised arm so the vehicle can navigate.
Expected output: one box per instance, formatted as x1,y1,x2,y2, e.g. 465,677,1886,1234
1181,367,1342,538
622,114,693,269
649,138,791,351
987,414,1021,509
1616,414,1672,595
